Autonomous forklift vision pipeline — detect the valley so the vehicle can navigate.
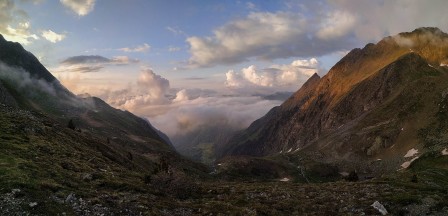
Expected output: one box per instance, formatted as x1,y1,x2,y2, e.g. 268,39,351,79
0,14,448,216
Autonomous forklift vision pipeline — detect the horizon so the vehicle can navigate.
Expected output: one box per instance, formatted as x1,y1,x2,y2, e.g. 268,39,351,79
1,0,448,138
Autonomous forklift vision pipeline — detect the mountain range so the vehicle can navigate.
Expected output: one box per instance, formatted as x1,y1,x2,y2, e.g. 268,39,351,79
220,27,448,178
1,28,447,215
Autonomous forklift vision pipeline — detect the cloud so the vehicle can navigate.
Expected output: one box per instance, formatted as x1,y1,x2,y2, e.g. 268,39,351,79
100,68,171,111
102,84,282,137
61,55,139,65
173,89,189,102
147,94,282,136
186,11,354,68
65,67,283,137
41,30,66,43
166,26,186,36
186,0,448,68
59,67,285,145
61,55,110,65
20,0,44,4
60,65,104,73
225,58,319,91
57,72,82,92
55,55,139,73
110,56,140,64
0,0,39,45
316,10,357,40
246,2,256,10
119,43,150,53
137,68,170,93
60,0,96,16
183,77,206,80
0,62,57,96
326,0,448,42
168,46,181,52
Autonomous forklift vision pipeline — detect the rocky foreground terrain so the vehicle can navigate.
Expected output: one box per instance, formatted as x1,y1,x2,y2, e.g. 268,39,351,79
1,103,447,215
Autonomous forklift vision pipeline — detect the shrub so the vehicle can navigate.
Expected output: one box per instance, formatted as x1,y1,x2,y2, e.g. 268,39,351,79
346,171,359,182
67,119,75,130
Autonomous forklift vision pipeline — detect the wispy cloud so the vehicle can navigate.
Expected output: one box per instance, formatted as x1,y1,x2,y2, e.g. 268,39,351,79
55,55,139,73
60,0,96,16
166,26,186,36
119,43,150,53
168,46,181,52
41,30,66,43
246,2,256,10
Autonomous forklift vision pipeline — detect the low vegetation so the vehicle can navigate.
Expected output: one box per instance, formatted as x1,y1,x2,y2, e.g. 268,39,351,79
1,102,447,215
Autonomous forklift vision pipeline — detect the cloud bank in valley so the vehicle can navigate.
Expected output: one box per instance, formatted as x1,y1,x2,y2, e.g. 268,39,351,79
62,62,317,138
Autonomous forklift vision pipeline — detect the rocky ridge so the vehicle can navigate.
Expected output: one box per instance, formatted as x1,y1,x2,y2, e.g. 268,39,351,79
222,27,448,175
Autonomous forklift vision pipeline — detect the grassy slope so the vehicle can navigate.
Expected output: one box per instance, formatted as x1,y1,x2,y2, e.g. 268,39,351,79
2,104,447,215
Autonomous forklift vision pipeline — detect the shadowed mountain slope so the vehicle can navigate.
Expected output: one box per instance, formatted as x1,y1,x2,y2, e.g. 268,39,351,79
0,34,207,213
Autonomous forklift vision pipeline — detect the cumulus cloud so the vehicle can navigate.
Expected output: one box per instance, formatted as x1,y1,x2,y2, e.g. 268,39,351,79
185,0,448,68
55,55,139,73
225,58,319,92
99,69,171,111
0,0,39,45
60,0,96,16
119,43,150,53
173,89,189,103
137,69,170,97
186,11,354,68
41,30,66,43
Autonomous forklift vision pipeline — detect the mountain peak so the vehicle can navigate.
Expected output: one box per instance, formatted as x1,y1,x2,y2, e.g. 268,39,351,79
223,27,448,167
410,27,445,35
309,72,320,79
0,35,56,83
395,27,448,42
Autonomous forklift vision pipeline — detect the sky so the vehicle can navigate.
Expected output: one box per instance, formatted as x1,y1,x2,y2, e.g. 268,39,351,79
1,0,448,139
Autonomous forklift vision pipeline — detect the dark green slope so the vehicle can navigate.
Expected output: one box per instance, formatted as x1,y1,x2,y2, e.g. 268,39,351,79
0,35,208,214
